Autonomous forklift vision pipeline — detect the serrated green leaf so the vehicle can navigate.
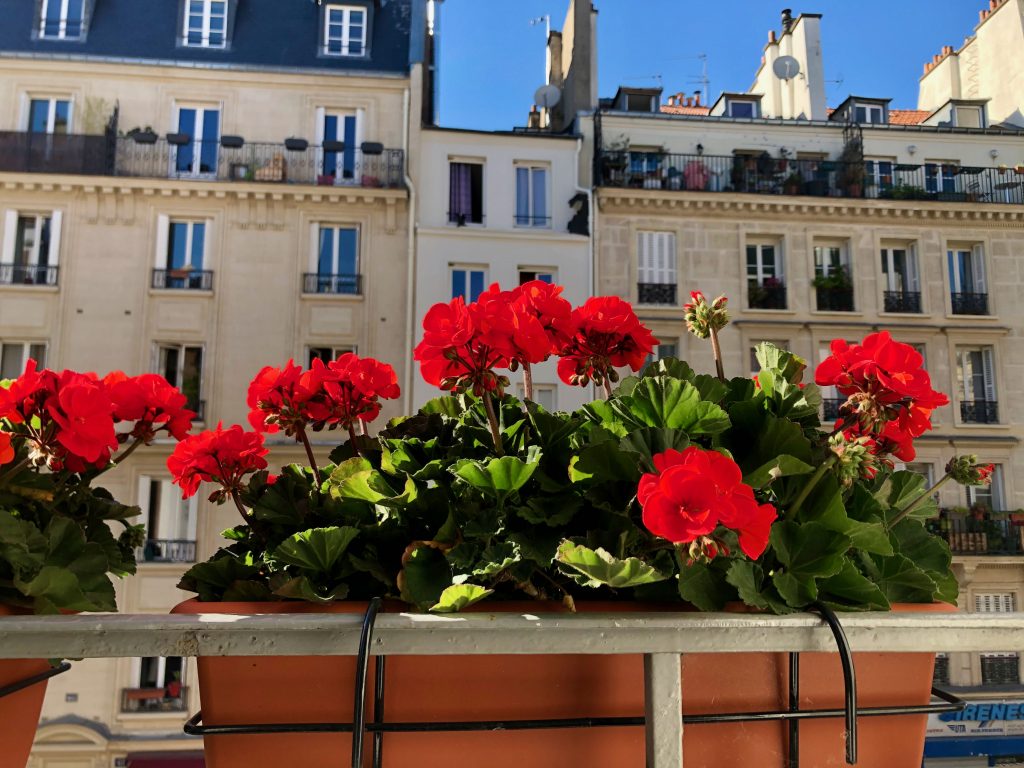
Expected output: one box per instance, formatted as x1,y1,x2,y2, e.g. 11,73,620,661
771,520,849,580
272,576,349,603
726,560,791,613
677,560,733,611
472,542,521,577
618,429,690,471
743,455,814,489
453,456,538,505
555,541,669,588
871,553,939,603
271,527,359,573
611,378,730,435
399,545,452,611
431,583,493,613
876,472,937,522
819,559,890,611
569,440,641,484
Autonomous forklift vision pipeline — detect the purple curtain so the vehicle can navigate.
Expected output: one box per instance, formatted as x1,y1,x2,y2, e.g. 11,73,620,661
449,163,472,219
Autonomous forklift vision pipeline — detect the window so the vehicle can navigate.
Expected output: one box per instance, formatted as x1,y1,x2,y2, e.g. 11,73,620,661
155,220,208,290
727,100,757,118
637,231,676,305
323,5,367,56
819,342,848,420
864,158,894,196
948,246,988,315
124,657,187,712
514,164,549,227
308,225,359,294
516,383,557,411
853,104,885,124
451,267,486,302
925,162,958,194
448,162,484,225
881,246,921,313
975,592,1019,686
747,242,786,309
903,462,934,487
953,106,983,129
27,98,71,134
956,346,997,424
307,346,356,368
158,344,203,419
933,653,950,686
137,477,197,563
318,109,360,182
39,0,84,39
0,342,47,380
1,211,61,286
183,0,227,48
646,342,678,366
173,105,220,178
813,243,853,312
969,465,1004,510
518,269,555,285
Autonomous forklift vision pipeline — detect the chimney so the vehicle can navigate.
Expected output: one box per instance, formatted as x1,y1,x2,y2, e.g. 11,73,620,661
527,105,541,129
693,91,701,106
769,29,777,44
781,8,793,32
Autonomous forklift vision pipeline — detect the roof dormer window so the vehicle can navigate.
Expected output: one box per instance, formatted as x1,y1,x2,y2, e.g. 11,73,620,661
39,0,84,40
323,5,367,57
727,99,758,119
183,0,228,48
853,103,885,124
953,105,984,128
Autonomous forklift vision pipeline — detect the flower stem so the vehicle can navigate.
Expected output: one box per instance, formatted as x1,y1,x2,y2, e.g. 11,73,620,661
231,492,251,529
522,362,534,402
296,427,323,484
0,456,32,489
888,472,951,529
112,437,145,467
787,456,836,520
346,425,363,460
481,392,504,456
709,326,726,382
602,378,613,400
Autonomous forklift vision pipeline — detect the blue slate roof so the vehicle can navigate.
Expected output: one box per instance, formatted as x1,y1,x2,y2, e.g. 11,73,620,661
0,0,423,75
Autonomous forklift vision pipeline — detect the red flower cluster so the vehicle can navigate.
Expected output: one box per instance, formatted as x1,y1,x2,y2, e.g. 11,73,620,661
104,372,195,442
557,296,658,388
247,354,400,435
0,432,13,466
638,447,777,559
167,423,269,500
815,332,949,461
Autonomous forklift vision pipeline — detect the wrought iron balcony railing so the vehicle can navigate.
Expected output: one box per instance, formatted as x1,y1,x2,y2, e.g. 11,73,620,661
637,283,677,306
960,399,998,424
816,286,854,312
0,264,59,287
883,291,922,313
596,150,1024,205
121,686,189,713
0,131,114,175
137,539,197,564
303,273,362,295
822,398,845,422
152,269,214,291
931,515,1023,555
748,281,787,310
950,292,989,315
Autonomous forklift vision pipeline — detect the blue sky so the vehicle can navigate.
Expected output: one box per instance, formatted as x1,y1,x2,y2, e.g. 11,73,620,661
438,0,981,130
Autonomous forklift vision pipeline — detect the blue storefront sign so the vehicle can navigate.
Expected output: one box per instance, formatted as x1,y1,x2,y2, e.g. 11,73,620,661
925,700,1024,761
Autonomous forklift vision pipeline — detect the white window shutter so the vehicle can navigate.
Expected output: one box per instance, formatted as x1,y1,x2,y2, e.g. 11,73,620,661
154,214,170,268
907,245,920,292
972,244,987,293
310,222,321,273
637,232,650,284
663,233,677,285
48,210,62,267
982,347,997,402
1,210,16,266
202,220,212,270
777,244,786,280
314,107,326,144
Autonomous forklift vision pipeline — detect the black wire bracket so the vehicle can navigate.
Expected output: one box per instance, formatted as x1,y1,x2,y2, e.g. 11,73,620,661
0,661,72,701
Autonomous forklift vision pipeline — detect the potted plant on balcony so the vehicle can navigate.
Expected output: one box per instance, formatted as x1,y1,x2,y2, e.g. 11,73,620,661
170,286,990,768
0,364,195,766
812,265,854,311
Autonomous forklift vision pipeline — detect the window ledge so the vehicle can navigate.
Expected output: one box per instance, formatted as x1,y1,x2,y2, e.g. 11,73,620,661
945,313,1000,322
300,292,364,301
0,284,60,293
148,289,214,298
741,308,798,316
809,310,864,319
951,421,1009,431
877,311,930,320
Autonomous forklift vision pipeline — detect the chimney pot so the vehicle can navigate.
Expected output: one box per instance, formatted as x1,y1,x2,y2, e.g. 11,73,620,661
991,0,998,10
693,91,701,106
781,8,793,31
769,30,777,43
980,9,987,21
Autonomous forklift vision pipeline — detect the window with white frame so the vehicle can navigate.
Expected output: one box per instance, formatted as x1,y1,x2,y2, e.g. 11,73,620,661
853,103,885,124
637,231,676,305
864,158,894,196
813,243,853,312
925,161,958,194
968,464,1004,510
747,242,785,309
126,656,187,712
948,245,988,315
953,106,983,129
310,225,359,295
323,4,367,56
137,476,197,563
0,342,47,380
518,269,555,285
39,0,84,39
26,97,71,134
646,341,679,367
307,346,357,368
1,210,61,286
451,266,486,303
975,592,1019,686
317,108,361,182
183,0,228,47
956,345,998,424
514,164,549,227
155,219,208,290
157,344,203,419
726,99,758,118
449,161,484,225
515,383,557,411
880,245,921,312
172,104,220,177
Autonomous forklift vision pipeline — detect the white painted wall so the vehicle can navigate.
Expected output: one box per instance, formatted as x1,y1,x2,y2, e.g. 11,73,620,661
751,15,827,122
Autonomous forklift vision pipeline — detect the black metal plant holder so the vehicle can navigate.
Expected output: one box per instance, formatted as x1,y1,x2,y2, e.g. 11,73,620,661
0,661,72,701
183,598,965,768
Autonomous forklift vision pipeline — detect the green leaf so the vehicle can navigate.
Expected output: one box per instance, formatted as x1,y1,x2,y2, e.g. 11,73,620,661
618,429,690,471
515,495,581,527
329,458,414,508
611,378,730,435
0,510,47,578
797,475,893,556
743,455,814,489
569,440,641,484
876,472,937,523
755,342,807,385
771,521,850,580
16,566,98,614
726,560,791,613
889,519,951,576
677,560,734,611
271,527,360,573
431,584,493,613
772,571,818,607
272,576,349,603
871,553,939,603
399,545,452,611
819,559,890,611
453,456,538,505
177,556,263,602
472,542,521,577
555,541,669,588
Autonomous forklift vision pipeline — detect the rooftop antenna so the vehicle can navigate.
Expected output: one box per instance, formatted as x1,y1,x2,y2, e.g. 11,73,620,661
691,53,710,106
529,15,551,83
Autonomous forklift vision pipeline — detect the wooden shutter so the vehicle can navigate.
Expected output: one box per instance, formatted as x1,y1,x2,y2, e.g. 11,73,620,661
48,209,62,267
638,231,676,286
972,244,987,293
637,232,651,284
982,347,997,402
154,214,169,268
0,210,16,265
975,593,1016,613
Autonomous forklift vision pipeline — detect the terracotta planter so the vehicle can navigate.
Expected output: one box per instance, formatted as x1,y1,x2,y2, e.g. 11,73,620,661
0,604,54,768
175,599,950,768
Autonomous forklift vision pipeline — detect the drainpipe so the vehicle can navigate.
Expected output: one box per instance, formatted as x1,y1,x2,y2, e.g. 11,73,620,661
402,85,417,413
574,135,596,299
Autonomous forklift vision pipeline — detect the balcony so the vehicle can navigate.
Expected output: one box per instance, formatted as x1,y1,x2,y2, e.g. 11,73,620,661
137,539,197,564
883,290,922,313
303,273,362,295
747,280,787,310
596,151,1024,205
960,399,998,424
121,686,189,713
0,264,59,287
822,398,845,422
637,283,677,306
929,514,1023,555
0,132,404,188
151,269,213,291
951,292,989,315
815,286,854,312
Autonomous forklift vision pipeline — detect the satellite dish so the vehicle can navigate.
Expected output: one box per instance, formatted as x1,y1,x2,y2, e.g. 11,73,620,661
772,55,801,80
534,84,562,109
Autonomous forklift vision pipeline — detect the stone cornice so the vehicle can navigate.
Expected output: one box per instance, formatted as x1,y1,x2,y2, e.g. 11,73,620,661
597,189,1024,226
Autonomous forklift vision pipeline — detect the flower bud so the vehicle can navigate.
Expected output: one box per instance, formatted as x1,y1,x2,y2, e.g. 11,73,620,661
683,290,730,340
608,368,620,383
829,431,879,487
946,455,995,487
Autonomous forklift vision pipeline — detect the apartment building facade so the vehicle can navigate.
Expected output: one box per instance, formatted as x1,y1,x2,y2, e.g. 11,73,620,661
0,1,431,764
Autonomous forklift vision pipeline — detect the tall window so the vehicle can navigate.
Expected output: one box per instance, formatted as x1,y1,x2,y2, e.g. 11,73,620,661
28,98,71,134
173,105,220,178
864,159,894,196
0,342,47,380
636,231,676,305
39,0,84,39
309,225,359,295
881,246,921,313
124,657,187,712
514,164,549,227
1,211,61,286
138,477,197,563
323,5,367,56
925,162,958,194
155,221,207,290
747,243,786,309
968,464,1004,510
451,267,486,302
448,162,484,225
813,243,853,312
948,246,988,315
975,592,1019,686
318,109,359,182
183,0,227,47
957,346,997,424
158,344,203,419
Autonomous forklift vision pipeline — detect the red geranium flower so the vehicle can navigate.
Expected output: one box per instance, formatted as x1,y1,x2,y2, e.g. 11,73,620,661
414,296,509,395
46,372,118,466
638,447,777,559
558,296,658,388
0,359,48,425
104,372,194,442
305,353,401,430
246,360,315,434
167,423,268,500
510,280,575,356
0,432,13,466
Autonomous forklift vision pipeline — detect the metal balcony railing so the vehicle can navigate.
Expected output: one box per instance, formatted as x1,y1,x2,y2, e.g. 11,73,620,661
950,292,989,315
748,281,787,310
883,290,922,313
303,273,362,295
960,399,998,424
0,264,59,287
816,286,854,312
981,655,1021,686
0,131,114,175
137,539,197,564
596,151,1024,205
513,214,552,228
637,283,677,306
151,269,214,291
822,398,845,422
121,686,189,713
